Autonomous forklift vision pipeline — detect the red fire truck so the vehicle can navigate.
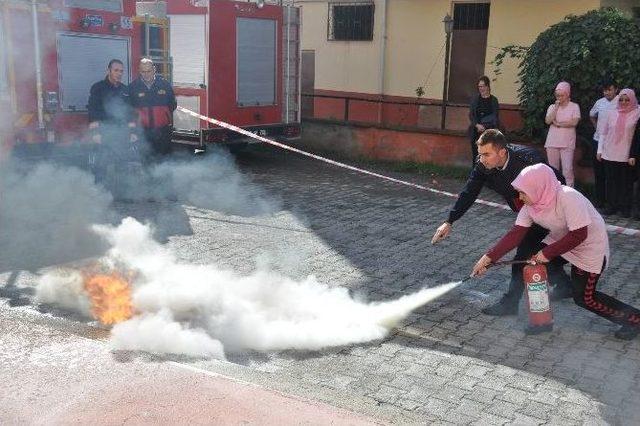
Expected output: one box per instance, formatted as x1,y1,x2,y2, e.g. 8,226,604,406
0,0,300,160
168,0,301,148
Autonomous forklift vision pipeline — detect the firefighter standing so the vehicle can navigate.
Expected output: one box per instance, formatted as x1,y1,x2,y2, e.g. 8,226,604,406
87,59,138,184
129,58,177,159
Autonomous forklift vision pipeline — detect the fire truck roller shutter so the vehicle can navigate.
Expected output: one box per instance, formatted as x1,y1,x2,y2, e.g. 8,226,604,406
57,33,130,111
0,13,8,101
168,14,206,87
237,18,276,107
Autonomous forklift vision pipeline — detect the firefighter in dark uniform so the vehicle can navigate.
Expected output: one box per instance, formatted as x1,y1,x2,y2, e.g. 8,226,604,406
431,129,573,316
87,59,138,185
129,58,177,159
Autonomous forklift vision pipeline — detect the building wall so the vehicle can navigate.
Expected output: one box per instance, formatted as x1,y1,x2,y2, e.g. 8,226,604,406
486,0,601,104
298,0,623,143
298,0,385,95
299,0,606,104
384,0,450,100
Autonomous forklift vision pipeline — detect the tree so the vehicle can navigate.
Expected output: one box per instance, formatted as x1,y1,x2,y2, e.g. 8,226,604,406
492,8,640,142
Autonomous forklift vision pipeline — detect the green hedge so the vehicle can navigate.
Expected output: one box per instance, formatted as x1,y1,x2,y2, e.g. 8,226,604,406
493,8,640,143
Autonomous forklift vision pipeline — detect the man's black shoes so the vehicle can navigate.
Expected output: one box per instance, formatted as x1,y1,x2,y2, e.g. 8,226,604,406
614,325,639,340
482,295,519,316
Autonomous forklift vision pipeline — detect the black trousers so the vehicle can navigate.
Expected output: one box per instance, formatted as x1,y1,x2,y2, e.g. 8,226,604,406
591,139,606,206
91,125,140,182
571,260,640,329
468,126,479,168
143,126,173,159
604,160,633,212
505,224,571,301
633,163,640,214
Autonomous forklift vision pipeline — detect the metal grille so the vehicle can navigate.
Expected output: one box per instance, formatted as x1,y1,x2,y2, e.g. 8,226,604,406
453,3,490,30
328,2,374,41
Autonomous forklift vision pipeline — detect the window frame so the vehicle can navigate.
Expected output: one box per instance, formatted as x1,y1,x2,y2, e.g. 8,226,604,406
327,2,375,42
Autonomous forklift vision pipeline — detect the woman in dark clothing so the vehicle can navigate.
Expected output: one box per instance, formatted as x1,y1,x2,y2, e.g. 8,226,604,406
632,120,640,219
468,76,500,167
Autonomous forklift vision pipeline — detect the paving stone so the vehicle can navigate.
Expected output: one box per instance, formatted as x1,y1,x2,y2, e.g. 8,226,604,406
484,400,520,420
7,146,640,425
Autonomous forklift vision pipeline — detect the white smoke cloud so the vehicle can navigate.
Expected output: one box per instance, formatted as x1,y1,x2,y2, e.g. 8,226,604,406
37,217,459,359
109,149,281,217
35,268,92,317
0,162,113,271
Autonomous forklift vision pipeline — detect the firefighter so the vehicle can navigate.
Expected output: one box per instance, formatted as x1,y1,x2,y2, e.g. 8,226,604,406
471,163,640,340
87,59,138,186
129,58,177,159
431,129,573,315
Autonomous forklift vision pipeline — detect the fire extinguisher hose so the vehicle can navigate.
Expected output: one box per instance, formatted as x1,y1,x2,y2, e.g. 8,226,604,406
459,259,535,283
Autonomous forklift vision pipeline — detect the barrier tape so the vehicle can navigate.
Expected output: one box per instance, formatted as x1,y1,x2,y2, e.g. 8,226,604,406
176,106,640,238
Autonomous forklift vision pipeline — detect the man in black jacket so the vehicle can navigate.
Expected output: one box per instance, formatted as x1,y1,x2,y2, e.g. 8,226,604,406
88,59,137,138
431,129,572,315
87,59,138,185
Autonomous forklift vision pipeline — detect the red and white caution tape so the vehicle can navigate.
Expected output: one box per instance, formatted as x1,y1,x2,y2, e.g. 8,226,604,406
177,106,640,238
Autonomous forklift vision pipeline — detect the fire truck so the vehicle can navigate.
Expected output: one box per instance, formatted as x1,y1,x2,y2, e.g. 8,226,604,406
168,0,301,148
0,0,301,161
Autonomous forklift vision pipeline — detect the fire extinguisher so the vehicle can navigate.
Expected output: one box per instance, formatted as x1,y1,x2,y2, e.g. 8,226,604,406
523,263,553,334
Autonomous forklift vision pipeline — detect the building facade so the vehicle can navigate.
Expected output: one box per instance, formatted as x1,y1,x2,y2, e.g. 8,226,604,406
296,0,639,132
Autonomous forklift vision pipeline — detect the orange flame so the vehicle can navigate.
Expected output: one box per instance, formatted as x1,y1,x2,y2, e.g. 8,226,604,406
83,272,133,325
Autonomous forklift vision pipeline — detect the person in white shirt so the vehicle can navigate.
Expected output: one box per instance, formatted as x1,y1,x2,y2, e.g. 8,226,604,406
589,80,618,207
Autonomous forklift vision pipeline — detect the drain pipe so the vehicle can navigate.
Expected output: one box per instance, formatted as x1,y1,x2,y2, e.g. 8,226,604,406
31,0,44,129
377,0,387,124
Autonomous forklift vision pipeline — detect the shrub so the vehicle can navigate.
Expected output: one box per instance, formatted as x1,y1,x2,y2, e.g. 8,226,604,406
492,8,640,142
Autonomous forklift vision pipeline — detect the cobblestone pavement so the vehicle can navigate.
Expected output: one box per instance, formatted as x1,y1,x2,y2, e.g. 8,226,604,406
2,145,640,425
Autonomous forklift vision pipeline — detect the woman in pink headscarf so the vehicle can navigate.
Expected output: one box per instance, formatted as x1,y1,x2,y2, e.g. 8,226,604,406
544,81,581,187
597,88,640,217
471,164,640,340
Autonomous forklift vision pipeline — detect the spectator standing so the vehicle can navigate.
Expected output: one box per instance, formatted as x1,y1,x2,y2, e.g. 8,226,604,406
544,81,581,187
589,81,618,207
632,120,640,219
597,88,640,217
468,76,500,168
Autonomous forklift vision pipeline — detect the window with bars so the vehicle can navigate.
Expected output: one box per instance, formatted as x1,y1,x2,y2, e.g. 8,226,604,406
328,2,374,41
453,2,490,30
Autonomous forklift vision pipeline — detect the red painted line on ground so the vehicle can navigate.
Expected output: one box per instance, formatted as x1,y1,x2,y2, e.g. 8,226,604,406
177,106,640,238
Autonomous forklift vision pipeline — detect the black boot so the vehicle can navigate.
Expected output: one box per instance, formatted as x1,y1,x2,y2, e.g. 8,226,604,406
482,294,519,316
547,262,573,301
550,285,574,301
614,325,639,340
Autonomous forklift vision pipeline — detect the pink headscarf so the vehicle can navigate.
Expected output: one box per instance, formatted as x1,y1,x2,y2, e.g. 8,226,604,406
555,81,571,97
613,88,640,144
511,164,561,219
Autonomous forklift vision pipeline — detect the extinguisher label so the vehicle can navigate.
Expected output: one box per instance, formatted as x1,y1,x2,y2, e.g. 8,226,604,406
527,282,550,312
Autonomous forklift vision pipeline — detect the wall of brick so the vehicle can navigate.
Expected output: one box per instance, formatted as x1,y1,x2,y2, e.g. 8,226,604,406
299,121,595,184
